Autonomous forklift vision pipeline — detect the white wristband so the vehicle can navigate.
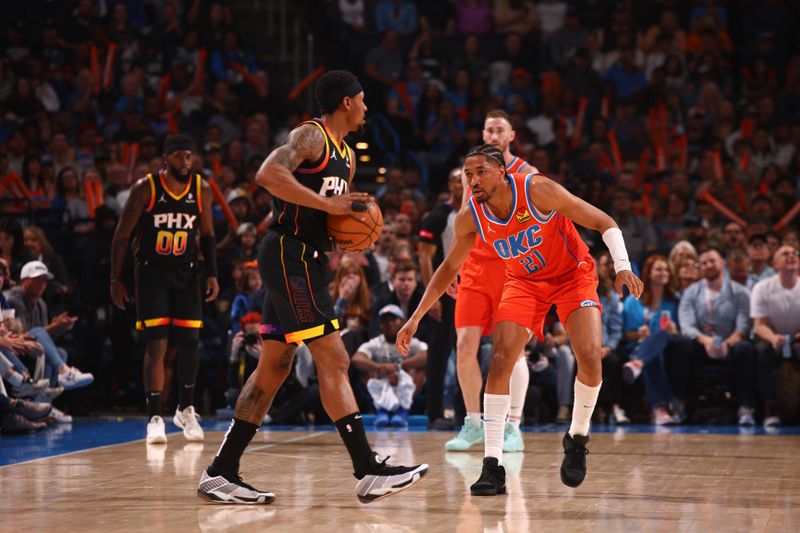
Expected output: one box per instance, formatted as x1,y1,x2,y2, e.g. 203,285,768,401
602,227,631,273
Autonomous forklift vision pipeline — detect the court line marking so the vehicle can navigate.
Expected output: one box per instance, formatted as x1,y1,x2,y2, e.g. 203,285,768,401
0,429,326,469
249,431,327,451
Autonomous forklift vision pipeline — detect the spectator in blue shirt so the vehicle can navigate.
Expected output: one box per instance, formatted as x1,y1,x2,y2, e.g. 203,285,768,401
374,0,418,35
677,248,757,426
604,48,647,99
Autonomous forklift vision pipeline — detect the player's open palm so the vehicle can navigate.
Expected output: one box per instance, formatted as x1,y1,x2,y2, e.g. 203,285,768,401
615,270,643,299
111,281,130,309
395,320,418,356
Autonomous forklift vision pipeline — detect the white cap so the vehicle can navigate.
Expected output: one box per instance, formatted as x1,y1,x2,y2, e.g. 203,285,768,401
20,260,54,280
378,304,404,320
227,187,249,204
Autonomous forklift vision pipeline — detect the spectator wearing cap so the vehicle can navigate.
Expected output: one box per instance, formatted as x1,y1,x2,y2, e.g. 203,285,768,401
5,261,93,391
751,245,800,427
232,222,258,262
747,233,776,289
352,304,427,427
226,188,257,225
369,260,428,341
676,248,757,426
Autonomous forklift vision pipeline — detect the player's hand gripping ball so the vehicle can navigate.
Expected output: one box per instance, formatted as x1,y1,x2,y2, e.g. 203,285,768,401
327,201,383,252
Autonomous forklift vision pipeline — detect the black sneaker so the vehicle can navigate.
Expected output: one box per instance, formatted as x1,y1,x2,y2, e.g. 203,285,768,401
197,468,276,504
355,453,428,503
560,432,589,488
470,457,506,496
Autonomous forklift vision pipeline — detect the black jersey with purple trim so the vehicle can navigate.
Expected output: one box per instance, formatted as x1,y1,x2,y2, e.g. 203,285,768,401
269,118,354,252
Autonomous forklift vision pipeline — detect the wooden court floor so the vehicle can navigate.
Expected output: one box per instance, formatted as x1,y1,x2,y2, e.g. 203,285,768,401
2,429,799,532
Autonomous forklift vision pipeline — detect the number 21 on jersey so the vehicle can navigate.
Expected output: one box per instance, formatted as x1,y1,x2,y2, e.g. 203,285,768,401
519,250,546,274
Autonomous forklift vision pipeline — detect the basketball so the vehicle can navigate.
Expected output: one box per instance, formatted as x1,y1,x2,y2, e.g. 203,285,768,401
327,202,383,252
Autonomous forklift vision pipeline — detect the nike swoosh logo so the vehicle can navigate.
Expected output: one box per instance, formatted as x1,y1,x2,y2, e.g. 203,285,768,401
583,405,594,409
354,415,362,420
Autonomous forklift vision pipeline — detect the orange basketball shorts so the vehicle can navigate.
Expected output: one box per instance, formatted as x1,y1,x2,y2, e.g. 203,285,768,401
454,252,506,334
495,257,602,340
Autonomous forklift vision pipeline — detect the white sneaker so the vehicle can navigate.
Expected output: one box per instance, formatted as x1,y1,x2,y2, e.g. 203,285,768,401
58,367,94,390
147,415,167,444
611,405,630,424
738,407,755,426
50,406,73,423
174,406,204,442
764,415,781,428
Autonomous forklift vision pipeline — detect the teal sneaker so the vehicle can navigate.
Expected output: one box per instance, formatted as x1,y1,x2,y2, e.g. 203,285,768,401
502,422,524,453
444,416,484,451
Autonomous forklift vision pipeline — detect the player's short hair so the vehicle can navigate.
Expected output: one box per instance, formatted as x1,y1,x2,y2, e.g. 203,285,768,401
465,144,505,168
315,70,362,114
163,134,195,155
485,109,511,125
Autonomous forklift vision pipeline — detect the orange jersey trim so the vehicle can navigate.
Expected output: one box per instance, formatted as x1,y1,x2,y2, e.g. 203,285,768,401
145,174,156,212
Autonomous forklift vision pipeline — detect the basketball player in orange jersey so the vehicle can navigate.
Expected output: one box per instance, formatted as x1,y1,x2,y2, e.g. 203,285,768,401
197,70,427,504
397,144,642,495
446,110,535,453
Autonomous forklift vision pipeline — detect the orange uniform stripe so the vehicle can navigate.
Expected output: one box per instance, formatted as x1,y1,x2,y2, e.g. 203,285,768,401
172,319,203,328
136,317,171,330
146,174,156,212
284,320,339,346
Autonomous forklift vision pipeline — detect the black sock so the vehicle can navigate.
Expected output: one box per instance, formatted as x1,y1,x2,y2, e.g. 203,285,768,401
334,413,374,478
211,418,259,476
179,384,195,411
146,391,162,418
177,338,199,410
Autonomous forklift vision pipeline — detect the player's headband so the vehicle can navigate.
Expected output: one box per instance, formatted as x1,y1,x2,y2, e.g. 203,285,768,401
318,80,363,111
163,139,195,155
466,144,505,168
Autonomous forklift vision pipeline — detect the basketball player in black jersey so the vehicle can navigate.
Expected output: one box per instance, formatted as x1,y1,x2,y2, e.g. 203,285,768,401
198,70,428,504
111,135,219,444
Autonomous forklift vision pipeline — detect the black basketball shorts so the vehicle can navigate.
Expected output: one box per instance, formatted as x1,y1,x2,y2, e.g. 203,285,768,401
257,231,339,345
135,261,203,341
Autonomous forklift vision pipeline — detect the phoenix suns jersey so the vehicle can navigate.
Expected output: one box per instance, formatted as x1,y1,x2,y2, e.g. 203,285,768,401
270,118,355,252
136,170,202,266
468,172,591,281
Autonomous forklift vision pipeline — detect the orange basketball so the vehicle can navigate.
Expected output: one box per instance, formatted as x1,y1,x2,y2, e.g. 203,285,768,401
327,202,383,252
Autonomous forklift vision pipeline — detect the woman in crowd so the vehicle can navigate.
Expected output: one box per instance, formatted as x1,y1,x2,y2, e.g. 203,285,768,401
621,255,685,424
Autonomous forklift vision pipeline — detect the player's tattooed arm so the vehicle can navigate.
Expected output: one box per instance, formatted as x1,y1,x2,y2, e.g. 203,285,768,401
264,123,326,173
255,123,370,216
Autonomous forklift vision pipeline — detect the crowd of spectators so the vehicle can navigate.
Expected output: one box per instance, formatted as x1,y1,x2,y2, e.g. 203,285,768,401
1,0,800,432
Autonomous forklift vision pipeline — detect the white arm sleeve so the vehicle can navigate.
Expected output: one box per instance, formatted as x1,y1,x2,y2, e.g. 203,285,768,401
602,227,632,273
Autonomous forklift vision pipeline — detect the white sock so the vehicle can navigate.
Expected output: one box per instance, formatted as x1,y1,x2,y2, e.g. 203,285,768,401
467,412,481,427
508,354,529,423
569,379,601,437
483,393,510,464
6,371,24,387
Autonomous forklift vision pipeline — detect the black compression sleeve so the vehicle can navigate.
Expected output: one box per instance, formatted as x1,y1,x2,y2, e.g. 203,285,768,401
200,235,218,277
